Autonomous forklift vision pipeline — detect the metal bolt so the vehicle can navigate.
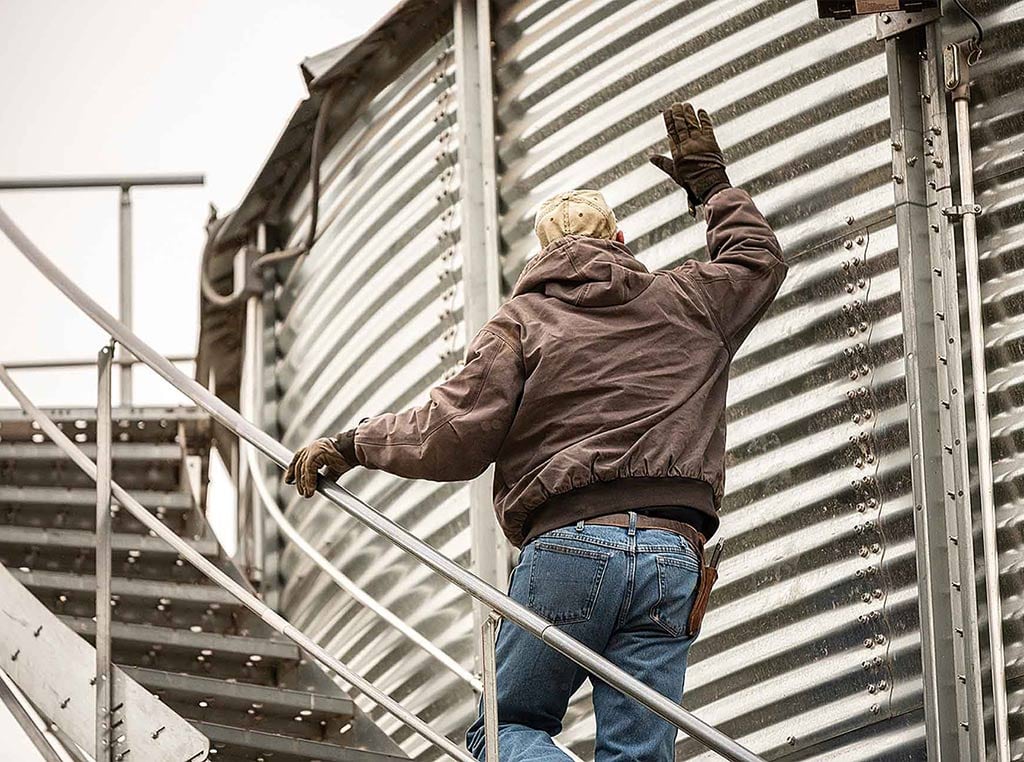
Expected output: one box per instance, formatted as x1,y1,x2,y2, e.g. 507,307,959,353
864,638,874,648
878,679,888,690
892,174,904,184
846,215,856,225
881,13,891,23
870,703,880,715
844,240,854,250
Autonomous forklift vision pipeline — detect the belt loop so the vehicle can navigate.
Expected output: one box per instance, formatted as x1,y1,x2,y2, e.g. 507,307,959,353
627,510,637,537
575,519,585,532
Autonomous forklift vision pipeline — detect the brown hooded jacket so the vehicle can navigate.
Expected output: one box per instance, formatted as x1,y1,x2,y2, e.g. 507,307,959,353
350,187,786,547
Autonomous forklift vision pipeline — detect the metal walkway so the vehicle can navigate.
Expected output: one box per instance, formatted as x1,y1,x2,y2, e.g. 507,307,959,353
0,405,408,761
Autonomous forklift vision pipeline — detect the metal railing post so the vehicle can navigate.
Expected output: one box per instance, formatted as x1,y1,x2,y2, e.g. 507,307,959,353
481,611,500,762
118,190,133,406
0,173,204,406
95,343,114,762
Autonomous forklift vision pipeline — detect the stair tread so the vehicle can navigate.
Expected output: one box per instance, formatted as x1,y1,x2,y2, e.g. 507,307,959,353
0,441,182,460
0,484,193,509
121,665,354,718
0,525,218,556
61,615,301,660
194,719,409,761
13,568,238,605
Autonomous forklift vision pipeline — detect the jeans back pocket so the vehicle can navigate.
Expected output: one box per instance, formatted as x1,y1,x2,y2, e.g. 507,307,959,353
527,541,612,625
650,555,701,637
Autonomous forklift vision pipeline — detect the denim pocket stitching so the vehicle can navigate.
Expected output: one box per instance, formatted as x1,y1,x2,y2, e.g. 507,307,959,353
528,543,612,625
650,555,699,637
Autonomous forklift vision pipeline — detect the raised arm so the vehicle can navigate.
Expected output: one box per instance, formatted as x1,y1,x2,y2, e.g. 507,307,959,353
651,101,787,355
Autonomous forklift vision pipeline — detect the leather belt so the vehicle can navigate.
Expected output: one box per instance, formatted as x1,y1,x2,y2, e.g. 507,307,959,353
586,511,706,552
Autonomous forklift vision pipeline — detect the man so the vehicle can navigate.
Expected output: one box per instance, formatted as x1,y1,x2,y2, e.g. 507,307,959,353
285,102,786,760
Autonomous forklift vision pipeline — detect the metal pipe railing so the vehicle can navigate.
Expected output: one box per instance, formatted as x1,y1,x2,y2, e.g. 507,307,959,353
0,363,473,762
949,67,1010,760
0,204,764,762
244,439,483,692
2,354,194,371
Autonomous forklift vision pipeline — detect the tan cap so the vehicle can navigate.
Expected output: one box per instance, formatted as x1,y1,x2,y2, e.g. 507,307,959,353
534,189,617,248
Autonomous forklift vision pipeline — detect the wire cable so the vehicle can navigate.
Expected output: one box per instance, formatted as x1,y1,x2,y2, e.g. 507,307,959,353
953,0,985,64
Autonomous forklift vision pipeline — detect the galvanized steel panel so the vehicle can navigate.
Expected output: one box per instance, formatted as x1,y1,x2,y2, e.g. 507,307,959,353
273,32,479,758
492,1,921,758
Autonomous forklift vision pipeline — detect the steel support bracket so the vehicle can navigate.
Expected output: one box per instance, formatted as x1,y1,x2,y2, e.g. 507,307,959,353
876,7,941,41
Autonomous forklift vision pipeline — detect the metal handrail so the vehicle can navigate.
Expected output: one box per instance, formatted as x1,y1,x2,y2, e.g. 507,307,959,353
243,440,483,692
0,364,472,762
0,204,764,762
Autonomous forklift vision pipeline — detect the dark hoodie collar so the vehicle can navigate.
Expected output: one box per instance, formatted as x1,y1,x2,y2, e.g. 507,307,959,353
510,235,654,308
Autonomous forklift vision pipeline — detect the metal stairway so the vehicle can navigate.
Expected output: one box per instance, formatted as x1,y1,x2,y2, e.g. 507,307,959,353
0,405,408,762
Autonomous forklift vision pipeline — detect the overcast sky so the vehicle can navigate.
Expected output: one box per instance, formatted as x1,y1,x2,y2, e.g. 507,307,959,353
0,1,392,756
0,0,391,407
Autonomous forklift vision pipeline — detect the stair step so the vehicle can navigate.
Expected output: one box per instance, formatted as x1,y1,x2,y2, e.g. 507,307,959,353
0,406,208,445
0,441,185,491
122,666,355,741
0,525,215,582
0,441,182,461
12,567,240,626
0,484,193,514
0,525,217,555
194,720,409,762
61,615,300,682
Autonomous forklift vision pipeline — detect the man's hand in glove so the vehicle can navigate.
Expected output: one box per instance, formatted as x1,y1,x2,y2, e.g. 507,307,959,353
649,102,731,215
284,430,358,498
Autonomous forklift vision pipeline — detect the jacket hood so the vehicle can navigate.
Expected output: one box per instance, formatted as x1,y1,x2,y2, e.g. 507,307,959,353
510,235,654,307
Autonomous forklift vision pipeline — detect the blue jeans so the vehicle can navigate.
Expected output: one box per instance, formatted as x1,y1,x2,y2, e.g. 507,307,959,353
466,513,701,761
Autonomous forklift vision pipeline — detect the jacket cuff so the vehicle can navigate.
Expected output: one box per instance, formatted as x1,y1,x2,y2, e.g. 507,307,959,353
332,429,360,466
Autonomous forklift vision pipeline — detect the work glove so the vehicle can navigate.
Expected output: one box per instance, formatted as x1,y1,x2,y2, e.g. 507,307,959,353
649,102,731,215
284,429,358,498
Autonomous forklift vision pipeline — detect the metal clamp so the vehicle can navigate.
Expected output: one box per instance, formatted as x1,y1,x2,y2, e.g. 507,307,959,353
941,204,982,221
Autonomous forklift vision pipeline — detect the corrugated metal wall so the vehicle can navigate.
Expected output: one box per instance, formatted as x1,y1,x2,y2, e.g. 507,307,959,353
261,1,1024,759
943,2,1024,758
272,32,479,757
492,0,924,758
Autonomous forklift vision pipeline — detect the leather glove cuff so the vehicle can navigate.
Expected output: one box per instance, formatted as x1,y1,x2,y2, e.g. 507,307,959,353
689,167,731,205
332,428,359,466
